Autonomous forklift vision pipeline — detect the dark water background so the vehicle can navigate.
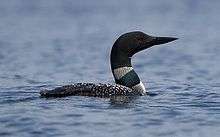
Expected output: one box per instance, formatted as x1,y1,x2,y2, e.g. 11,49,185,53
0,0,220,137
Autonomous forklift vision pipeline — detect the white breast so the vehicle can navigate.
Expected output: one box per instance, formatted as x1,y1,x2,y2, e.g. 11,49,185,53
132,81,147,95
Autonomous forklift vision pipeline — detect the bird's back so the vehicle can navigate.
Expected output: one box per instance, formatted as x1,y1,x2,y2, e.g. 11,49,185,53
40,83,140,98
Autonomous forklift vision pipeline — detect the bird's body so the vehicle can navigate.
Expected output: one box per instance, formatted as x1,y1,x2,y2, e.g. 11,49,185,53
40,31,177,98
40,83,140,98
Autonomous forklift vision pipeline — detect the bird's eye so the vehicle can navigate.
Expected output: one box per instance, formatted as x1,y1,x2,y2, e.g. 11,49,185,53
135,36,145,46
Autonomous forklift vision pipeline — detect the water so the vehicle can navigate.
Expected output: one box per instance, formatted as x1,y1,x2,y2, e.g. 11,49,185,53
0,0,220,137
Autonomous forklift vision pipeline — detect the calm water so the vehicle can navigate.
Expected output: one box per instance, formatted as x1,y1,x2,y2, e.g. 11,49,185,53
0,0,220,137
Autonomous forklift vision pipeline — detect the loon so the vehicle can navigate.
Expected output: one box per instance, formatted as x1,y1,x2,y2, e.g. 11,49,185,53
40,31,177,98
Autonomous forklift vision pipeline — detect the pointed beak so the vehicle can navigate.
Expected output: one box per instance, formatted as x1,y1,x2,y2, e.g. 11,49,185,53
152,36,178,45
131,35,178,56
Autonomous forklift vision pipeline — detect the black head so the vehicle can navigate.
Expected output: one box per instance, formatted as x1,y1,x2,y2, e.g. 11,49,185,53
112,31,177,57
111,31,178,69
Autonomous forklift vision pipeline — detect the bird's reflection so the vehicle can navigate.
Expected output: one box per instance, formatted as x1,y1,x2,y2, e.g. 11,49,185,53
109,92,158,108
109,95,138,108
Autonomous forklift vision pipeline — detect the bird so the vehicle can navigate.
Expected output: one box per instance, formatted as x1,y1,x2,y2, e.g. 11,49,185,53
40,31,177,98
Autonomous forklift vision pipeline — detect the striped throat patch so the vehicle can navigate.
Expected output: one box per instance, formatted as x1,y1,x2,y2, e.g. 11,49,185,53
113,67,133,80
113,67,147,95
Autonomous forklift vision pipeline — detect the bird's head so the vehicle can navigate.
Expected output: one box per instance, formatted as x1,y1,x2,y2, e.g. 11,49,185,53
112,31,178,57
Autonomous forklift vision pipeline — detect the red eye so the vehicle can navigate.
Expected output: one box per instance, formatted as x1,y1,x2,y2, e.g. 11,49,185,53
136,36,145,45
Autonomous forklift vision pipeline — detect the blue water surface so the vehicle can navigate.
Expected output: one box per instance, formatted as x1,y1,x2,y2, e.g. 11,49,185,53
0,0,220,137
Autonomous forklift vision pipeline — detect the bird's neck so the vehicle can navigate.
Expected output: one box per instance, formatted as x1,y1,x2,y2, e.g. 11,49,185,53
110,55,146,95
